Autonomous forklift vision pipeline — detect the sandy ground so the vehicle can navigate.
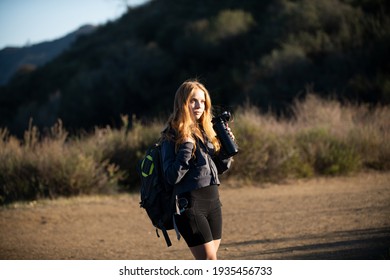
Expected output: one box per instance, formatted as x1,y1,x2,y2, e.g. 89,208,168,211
1,172,389,260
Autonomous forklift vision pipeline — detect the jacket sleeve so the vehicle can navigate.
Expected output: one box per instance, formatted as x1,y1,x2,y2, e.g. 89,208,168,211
161,140,194,185
212,154,233,174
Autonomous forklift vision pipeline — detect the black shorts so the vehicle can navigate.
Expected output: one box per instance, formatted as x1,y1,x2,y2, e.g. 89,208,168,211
174,185,222,247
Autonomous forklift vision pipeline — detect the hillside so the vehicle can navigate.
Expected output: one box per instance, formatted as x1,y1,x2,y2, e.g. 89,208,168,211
0,0,389,135
0,25,96,86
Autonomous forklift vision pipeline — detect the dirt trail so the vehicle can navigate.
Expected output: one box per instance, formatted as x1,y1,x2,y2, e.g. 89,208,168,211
1,172,389,260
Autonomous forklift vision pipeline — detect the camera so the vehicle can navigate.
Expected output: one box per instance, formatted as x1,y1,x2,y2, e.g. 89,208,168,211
212,111,238,159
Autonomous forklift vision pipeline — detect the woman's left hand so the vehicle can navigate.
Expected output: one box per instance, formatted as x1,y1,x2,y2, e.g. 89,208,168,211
226,124,236,141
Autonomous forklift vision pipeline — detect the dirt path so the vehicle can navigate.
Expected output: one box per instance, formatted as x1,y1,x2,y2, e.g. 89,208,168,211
1,172,389,260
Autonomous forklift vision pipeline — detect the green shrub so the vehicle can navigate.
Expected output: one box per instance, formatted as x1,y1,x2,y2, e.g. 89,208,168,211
296,128,361,175
190,9,255,44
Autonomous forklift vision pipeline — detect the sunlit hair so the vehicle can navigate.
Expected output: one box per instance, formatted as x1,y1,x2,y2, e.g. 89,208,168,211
164,79,220,153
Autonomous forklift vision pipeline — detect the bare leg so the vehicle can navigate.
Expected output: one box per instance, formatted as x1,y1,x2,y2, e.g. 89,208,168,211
189,239,221,260
213,239,221,252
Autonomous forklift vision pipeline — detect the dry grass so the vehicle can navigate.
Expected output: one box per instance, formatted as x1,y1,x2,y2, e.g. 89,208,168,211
1,94,389,204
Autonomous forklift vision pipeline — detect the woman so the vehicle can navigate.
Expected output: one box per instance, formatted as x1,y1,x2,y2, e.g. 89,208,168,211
160,79,234,260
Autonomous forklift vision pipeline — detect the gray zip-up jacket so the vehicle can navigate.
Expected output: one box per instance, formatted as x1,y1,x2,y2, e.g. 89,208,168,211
161,136,232,194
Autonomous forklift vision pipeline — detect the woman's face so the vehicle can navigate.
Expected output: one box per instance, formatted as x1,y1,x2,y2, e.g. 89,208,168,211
188,88,206,120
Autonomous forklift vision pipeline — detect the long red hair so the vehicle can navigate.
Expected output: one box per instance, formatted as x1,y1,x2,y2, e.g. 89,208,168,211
164,79,220,152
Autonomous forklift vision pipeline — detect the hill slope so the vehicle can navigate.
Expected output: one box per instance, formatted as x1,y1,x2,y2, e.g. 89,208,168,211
0,25,96,85
0,0,389,135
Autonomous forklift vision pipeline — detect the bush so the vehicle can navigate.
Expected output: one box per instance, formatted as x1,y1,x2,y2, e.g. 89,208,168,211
231,107,303,181
0,120,122,204
0,95,388,204
79,115,164,189
190,9,255,44
231,94,388,182
296,128,361,175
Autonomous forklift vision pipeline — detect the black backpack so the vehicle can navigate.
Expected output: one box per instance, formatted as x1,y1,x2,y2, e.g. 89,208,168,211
137,142,179,247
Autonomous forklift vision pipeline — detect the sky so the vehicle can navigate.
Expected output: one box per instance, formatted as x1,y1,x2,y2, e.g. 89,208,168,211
0,0,148,49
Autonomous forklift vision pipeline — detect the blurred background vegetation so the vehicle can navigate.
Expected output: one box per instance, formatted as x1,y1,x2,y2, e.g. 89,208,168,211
1,94,389,204
1,0,389,134
0,0,389,203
